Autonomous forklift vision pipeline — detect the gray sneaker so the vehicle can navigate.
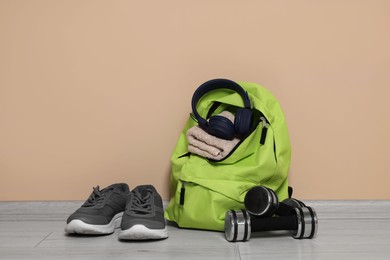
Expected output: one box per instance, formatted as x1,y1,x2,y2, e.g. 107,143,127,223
118,185,168,240
65,183,130,235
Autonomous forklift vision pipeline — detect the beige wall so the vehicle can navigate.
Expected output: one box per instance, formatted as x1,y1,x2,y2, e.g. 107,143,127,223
1,1,390,201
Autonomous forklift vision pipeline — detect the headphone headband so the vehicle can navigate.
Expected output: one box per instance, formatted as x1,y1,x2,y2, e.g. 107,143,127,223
191,79,251,128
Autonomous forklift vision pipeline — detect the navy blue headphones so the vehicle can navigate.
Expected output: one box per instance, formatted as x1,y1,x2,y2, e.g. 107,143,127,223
191,79,254,140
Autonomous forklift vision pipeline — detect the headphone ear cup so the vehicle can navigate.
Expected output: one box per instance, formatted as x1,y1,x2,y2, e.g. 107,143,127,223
208,115,235,140
234,109,254,137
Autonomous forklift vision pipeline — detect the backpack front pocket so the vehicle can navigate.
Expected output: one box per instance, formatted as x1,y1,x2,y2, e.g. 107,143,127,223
174,177,253,231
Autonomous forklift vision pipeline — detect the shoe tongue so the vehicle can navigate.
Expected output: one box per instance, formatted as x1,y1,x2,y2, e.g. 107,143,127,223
140,189,150,197
105,183,128,192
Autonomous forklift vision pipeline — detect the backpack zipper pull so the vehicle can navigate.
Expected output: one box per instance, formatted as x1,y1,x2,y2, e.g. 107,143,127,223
180,181,186,206
260,117,268,145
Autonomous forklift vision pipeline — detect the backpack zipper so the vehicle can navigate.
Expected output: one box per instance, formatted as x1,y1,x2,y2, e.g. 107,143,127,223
180,181,186,205
260,116,268,145
178,152,191,158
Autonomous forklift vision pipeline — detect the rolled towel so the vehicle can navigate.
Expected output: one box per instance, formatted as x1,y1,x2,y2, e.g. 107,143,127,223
187,111,240,160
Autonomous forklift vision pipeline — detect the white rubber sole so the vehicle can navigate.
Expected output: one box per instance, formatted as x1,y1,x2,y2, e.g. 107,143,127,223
65,212,123,235
118,224,168,240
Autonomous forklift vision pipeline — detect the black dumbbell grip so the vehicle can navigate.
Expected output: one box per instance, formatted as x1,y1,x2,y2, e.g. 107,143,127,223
277,202,294,216
251,215,298,232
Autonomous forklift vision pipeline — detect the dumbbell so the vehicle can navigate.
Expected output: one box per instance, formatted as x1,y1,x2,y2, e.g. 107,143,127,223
224,206,318,242
244,186,306,217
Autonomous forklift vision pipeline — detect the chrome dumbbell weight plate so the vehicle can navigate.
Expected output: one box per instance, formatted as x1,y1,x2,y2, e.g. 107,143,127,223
292,206,318,239
224,210,251,242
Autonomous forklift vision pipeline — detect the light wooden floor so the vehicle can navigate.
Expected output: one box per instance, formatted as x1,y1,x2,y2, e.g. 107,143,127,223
0,201,389,259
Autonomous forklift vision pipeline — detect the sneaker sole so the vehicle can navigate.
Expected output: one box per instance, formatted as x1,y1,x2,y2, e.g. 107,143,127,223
65,212,123,235
118,224,168,240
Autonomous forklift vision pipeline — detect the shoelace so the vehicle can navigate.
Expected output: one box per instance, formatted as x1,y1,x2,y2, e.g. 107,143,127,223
128,189,153,215
83,186,112,207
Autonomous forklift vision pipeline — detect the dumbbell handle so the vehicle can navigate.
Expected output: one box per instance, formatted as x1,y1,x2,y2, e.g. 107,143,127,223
276,203,292,216
277,201,304,216
251,214,297,232
278,198,307,216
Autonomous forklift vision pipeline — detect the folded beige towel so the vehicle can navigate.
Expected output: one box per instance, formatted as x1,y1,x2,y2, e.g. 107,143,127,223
187,111,240,160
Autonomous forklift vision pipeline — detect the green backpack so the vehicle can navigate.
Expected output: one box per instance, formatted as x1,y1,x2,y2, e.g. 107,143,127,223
164,79,291,231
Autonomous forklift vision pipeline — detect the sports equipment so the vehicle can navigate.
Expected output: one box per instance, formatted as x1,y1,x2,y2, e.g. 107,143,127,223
278,198,307,216
244,186,279,217
224,207,318,242
244,186,307,217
